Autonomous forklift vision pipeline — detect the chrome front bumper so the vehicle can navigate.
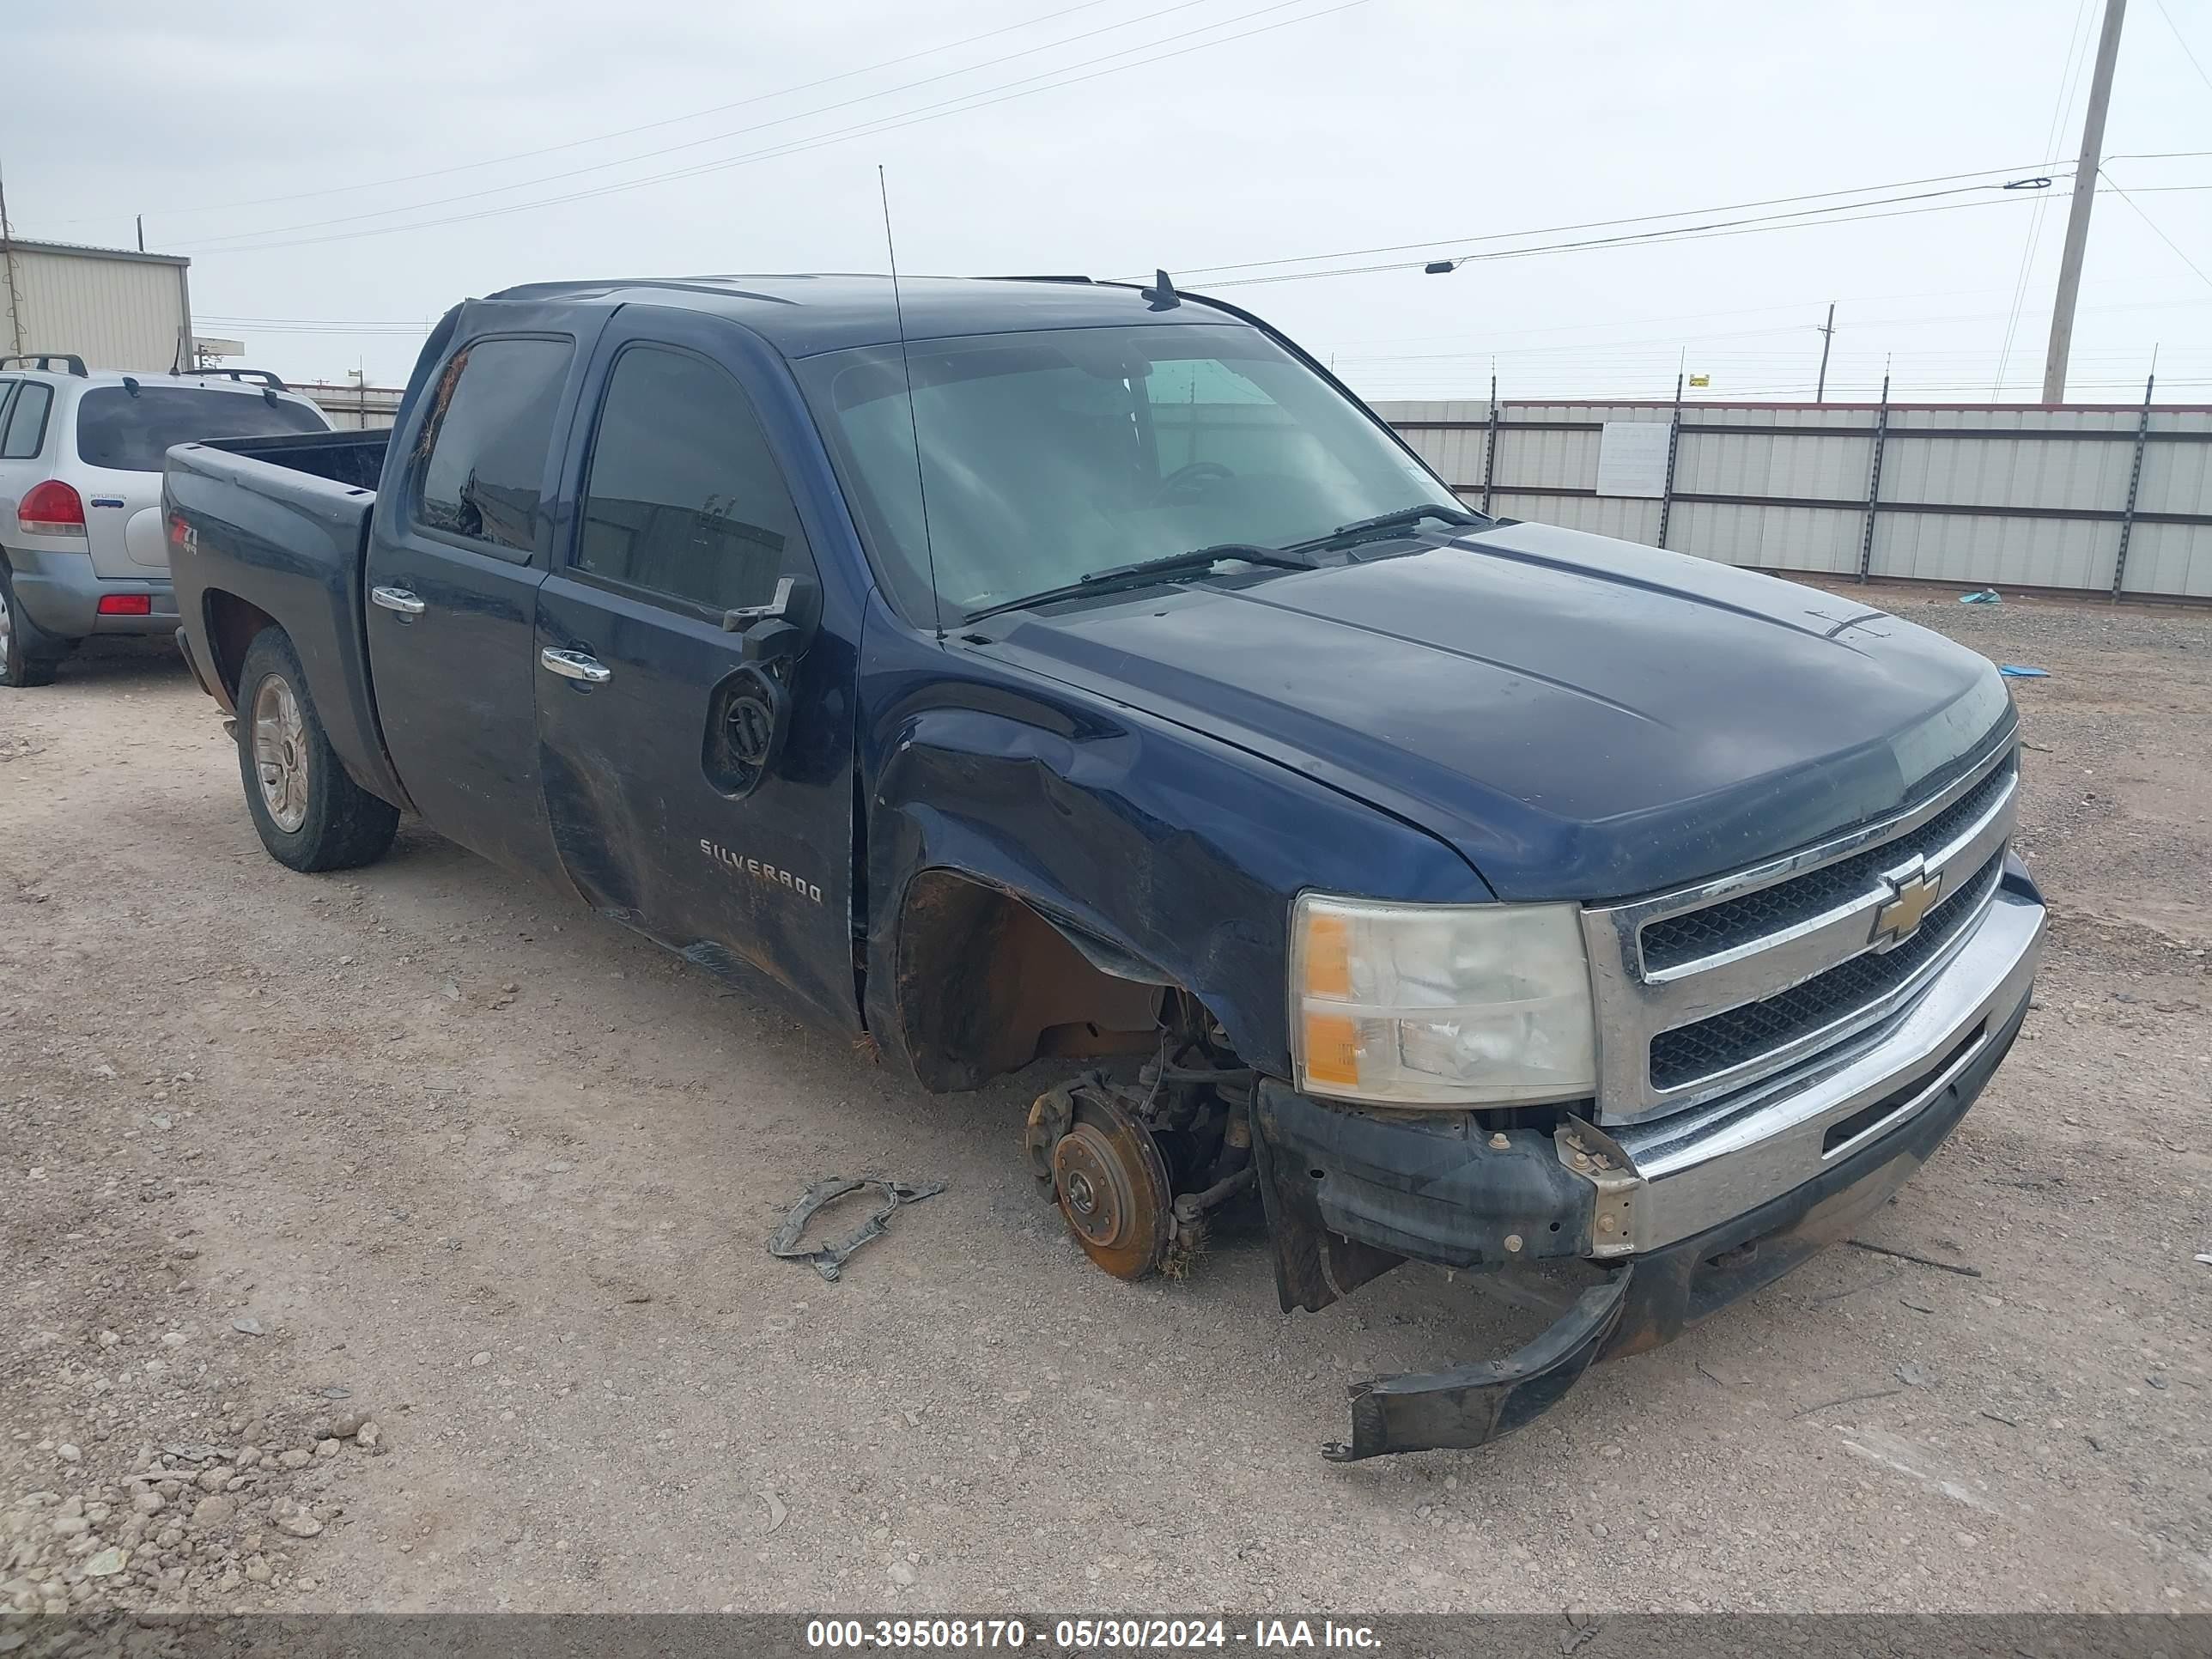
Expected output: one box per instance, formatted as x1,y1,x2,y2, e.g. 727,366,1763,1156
1257,859,2043,1461
1608,874,2044,1254
1256,863,2043,1279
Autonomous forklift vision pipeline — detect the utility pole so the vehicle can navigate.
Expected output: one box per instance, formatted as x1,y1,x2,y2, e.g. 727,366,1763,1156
136,214,144,252
1814,302,1837,403
2044,0,2127,404
0,155,25,358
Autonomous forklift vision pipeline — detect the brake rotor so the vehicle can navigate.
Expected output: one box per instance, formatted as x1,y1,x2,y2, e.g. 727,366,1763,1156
1049,1086,1173,1280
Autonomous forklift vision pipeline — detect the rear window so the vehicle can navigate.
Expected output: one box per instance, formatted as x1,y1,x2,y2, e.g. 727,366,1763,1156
409,337,574,556
75,386,328,472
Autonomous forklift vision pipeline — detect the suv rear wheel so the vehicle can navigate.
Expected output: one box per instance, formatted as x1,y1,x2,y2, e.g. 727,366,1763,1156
235,628,399,871
0,563,73,688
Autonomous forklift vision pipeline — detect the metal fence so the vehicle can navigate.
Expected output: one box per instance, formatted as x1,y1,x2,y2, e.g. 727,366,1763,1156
296,380,403,430
1373,384,2212,601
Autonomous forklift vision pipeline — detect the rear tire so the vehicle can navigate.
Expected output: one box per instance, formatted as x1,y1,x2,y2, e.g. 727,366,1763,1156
0,563,73,689
235,628,399,872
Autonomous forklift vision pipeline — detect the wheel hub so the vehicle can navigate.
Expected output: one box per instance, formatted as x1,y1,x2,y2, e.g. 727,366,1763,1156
0,586,14,661
252,674,311,833
1047,1085,1172,1280
1054,1125,1133,1249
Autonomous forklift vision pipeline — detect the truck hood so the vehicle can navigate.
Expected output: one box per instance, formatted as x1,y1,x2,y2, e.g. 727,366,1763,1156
980,520,2014,902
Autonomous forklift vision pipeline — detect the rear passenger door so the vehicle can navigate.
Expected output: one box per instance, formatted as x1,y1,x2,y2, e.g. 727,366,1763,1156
534,307,860,1028
363,331,589,880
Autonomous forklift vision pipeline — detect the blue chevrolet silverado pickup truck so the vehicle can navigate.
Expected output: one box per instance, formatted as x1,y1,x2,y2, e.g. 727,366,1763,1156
164,272,2043,1459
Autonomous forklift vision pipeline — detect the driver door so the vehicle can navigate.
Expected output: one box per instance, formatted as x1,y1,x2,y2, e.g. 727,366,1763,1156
532,308,860,1029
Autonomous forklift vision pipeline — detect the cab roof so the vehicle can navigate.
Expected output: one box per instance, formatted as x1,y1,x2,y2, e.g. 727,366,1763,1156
478,273,1240,358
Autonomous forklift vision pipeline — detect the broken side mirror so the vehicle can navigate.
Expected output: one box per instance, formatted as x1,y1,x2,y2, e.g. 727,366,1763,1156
703,665,792,799
721,575,819,665
705,577,817,798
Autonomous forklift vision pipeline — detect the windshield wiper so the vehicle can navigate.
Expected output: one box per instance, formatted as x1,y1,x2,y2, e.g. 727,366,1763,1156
1291,502,1486,552
961,543,1316,626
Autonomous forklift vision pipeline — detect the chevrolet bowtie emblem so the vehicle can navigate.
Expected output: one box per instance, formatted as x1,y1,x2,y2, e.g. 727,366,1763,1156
1872,866,1944,946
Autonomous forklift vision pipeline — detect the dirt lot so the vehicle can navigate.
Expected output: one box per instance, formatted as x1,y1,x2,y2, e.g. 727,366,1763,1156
2,580,2208,1616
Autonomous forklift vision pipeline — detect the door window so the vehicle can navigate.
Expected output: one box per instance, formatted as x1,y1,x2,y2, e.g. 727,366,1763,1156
410,337,574,556
2,382,53,459
574,345,813,613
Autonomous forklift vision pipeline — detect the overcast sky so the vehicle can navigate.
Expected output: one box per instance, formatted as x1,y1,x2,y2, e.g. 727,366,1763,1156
7,0,2209,404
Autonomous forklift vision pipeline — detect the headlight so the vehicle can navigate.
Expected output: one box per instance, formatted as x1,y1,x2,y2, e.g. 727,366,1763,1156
1290,894,1597,1107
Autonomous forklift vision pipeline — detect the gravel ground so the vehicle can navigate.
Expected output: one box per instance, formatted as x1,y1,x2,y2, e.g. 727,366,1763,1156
1,579,2207,1615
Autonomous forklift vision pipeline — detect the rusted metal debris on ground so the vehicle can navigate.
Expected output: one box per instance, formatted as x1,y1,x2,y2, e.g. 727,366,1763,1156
768,1176,946,1282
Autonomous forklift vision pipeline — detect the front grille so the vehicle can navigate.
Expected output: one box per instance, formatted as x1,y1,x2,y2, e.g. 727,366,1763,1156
1648,849,2005,1091
1640,755,2016,974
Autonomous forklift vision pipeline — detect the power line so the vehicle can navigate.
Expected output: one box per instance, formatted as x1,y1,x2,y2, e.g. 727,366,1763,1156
1166,165,2058,281
181,0,1359,256
1199,190,2048,289
53,0,1134,226
2154,0,2212,94
198,314,429,325
1309,277,2198,351
185,0,1327,252
2100,167,2212,291
1996,0,2097,393
183,0,1232,249
199,271,2212,361
197,322,433,337
210,287,2212,350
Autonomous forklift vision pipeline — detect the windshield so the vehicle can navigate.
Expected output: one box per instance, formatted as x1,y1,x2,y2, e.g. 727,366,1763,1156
796,322,1465,623
76,386,327,473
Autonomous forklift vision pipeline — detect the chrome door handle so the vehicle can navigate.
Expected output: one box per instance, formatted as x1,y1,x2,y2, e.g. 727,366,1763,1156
539,647,611,684
370,586,425,616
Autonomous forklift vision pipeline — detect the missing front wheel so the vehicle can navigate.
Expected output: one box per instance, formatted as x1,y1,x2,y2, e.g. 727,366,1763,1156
1024,1047,1258,1281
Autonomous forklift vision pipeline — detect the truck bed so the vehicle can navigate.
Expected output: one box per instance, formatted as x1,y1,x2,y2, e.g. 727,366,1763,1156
164,428,410,808
210,428,391,491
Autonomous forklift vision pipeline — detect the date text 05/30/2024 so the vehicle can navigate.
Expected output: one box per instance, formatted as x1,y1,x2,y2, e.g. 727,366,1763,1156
804,1620,1382,1650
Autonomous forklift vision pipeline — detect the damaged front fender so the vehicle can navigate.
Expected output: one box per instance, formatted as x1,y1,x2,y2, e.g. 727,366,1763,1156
854,605,1489,1091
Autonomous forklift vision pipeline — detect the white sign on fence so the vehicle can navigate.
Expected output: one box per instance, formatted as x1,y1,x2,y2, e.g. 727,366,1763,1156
1595,421,1672,498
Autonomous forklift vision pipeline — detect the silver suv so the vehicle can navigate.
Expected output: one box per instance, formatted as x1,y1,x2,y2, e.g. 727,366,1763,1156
0,355,331,687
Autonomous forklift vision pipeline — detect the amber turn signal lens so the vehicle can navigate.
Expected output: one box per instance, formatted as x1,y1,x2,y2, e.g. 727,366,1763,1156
1300,1012,1361,1089
1302,912,1352,999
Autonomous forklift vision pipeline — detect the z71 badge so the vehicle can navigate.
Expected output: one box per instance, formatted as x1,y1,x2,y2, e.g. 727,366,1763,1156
699,840,823,904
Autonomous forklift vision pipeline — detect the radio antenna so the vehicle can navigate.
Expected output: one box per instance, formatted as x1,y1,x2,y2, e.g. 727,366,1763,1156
878,166,943,643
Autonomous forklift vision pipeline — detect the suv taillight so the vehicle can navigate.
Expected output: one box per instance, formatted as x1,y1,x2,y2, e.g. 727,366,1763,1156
18,480,87,537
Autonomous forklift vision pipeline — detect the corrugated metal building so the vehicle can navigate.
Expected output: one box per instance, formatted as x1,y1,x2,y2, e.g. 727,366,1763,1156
1376,398,2212,601
1,238,192,374
295,380,404,430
